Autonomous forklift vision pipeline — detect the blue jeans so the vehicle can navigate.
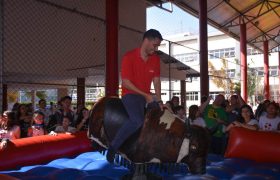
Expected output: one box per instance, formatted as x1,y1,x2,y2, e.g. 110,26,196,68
110,94,146,150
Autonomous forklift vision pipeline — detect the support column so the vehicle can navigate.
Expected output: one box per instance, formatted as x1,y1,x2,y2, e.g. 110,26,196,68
168,41,172,100
77,77,85,107
0,0,3,113
240,23,247,102
31,90,35,113
199,0,209,98
106,0,119,97
180,80,186,110
263,40,270,100
278,51,280,103
2,84,7,112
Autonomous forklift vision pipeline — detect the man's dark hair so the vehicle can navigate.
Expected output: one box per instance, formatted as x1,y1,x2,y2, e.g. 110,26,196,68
60,95,72,102
39,99,46,104
143,29,163,41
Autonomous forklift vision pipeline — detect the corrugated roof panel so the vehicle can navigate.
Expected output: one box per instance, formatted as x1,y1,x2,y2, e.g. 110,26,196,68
169,0,280,52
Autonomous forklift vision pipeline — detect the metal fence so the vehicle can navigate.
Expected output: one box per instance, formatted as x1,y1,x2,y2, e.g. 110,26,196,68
2,0,106,111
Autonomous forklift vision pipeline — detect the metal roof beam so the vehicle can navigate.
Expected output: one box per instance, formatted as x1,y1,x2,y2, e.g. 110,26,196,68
174,1,264,53
249,23,280,42
225,3,280,28
223,0,280,48
146,0,173,13
267,1,280,18
221,0,264,27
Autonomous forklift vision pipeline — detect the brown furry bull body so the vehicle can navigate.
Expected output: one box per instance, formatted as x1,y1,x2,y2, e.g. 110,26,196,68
88,97,210,174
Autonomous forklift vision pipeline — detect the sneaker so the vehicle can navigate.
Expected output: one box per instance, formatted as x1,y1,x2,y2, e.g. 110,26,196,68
106,146,116,163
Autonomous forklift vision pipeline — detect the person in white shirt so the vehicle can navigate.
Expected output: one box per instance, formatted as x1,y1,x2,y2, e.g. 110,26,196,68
188,105,206,128
54,116,76,134
0,111,20,150
259,102,280,132
226,104,258,131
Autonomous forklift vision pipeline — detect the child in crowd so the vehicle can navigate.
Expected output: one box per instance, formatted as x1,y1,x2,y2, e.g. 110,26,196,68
226,104,258,131
164,101,175,113
17,104,32,138
27,111,47,137
259,102,280,132
188,105,206,128
174,105,186,120
0,111,20,149
53,116,76,134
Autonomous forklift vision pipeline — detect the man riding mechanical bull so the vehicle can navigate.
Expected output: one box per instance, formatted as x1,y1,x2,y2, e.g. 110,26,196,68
88,29,210,174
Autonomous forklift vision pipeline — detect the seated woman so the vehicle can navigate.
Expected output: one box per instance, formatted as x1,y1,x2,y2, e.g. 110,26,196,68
259,102,280,132
17,104,33,138
75,108,89,131
226,104,258,131
0,111,21,150
51,116,76,135
188,105,206,128
27,111,47,137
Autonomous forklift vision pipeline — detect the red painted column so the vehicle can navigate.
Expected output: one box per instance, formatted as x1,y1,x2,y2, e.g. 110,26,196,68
199,0,209,98
180,80,186,110
278,51,280,103
77,78,85,107
105,0,119,97
2,84,7,112
240,24,247,102
263,40,270,100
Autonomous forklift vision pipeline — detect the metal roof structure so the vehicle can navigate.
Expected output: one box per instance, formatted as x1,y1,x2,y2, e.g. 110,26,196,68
157,50,200,78
147,0,280,53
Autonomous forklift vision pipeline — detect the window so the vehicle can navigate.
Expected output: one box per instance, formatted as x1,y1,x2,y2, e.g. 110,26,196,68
271,46,279,53
270,66,278,76
173,92,180,96
186,92,198,101
174,52,198,64
247,47,261,55
256,67,264,76
226,69,235,78
208,48,235,59
209,92,223,100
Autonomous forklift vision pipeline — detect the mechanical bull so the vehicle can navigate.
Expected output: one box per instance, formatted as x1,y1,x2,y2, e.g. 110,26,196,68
88,97,210,174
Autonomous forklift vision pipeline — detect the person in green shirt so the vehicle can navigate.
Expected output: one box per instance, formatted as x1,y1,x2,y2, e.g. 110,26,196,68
202,94,229,154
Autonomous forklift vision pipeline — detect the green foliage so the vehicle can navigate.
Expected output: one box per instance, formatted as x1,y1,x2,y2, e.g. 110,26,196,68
36,91,47,100
247,68,260,100
233,82,241,93
208,59,234,92
7,91,19,102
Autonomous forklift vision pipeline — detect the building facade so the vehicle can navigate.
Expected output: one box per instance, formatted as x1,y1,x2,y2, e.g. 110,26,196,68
159,31,279,107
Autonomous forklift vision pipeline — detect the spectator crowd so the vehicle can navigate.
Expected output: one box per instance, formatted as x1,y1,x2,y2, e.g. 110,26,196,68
1,94,279,156
169,95,280,155
0,95,90,150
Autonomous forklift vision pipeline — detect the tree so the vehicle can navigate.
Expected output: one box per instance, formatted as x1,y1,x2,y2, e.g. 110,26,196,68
7,91,19,103
36,91,47,100
247,68,261,103
208,59,234,94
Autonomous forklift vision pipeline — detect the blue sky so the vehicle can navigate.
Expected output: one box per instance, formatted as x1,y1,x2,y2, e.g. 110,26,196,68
146,3,218,36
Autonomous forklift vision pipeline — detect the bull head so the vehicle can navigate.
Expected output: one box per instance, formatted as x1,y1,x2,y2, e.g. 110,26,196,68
182,125,210,174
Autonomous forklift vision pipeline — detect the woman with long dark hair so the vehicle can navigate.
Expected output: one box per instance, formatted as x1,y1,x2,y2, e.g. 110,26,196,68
0,111,20,149
226,104,258,131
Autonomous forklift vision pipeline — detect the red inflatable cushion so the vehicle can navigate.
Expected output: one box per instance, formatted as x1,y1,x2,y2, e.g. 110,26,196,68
225,127,280,163
0,131,93,171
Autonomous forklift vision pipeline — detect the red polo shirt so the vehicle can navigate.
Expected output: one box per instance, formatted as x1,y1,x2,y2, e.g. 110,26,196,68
121,48,160,96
